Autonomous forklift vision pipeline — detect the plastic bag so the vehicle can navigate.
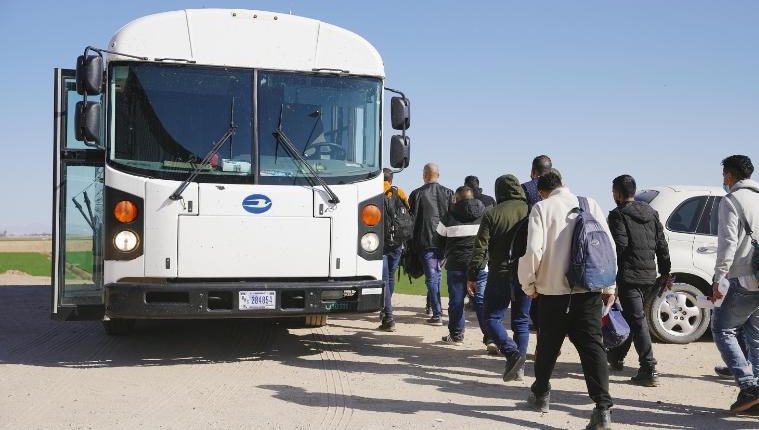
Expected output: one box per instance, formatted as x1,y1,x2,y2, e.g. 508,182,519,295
601,303,630,349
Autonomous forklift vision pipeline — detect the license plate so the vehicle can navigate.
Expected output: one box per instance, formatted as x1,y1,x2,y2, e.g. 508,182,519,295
239,291,276,310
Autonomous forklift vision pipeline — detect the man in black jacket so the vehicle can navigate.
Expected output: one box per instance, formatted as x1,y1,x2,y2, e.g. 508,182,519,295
409,163,454,325
607,174,672,387
437,186,487,343
465,175,496,209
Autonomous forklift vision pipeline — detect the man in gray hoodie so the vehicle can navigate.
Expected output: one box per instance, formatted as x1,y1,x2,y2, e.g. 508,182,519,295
711,154,759,413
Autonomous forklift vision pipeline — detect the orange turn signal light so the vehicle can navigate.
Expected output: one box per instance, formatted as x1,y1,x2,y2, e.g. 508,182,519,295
361,204,382,227
114,201,138,224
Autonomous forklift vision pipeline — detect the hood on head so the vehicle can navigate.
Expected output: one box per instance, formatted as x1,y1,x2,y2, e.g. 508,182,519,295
450,198,486,222
495,175,526,203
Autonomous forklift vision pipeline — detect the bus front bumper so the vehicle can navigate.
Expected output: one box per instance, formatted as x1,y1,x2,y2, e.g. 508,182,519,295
104,279,384,319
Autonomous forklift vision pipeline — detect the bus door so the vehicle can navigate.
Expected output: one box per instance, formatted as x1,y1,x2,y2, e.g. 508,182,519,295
51,68,105,320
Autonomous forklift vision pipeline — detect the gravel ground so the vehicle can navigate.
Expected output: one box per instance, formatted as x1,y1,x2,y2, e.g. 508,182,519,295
0,284,757,429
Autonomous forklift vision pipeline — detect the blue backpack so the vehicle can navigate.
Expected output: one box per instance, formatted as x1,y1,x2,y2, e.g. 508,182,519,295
567,196,617,292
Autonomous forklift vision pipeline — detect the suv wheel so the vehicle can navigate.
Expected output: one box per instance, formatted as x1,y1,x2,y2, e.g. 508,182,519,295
645,282,710,344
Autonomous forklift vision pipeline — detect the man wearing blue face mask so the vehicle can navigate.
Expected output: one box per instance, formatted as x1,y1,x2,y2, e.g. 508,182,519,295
711,155,759,413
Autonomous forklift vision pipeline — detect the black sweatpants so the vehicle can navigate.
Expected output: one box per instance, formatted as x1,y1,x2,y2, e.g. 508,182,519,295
531,292,613,409
607,283,657,370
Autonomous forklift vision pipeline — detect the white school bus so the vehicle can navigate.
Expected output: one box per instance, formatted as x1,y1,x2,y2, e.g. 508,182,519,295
52,9,411,334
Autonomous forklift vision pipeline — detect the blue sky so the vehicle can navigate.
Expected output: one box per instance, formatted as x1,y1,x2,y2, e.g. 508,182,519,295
0,1,757,233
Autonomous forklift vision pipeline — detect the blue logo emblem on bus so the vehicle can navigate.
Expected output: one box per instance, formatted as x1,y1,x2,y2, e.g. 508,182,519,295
242,194,272,214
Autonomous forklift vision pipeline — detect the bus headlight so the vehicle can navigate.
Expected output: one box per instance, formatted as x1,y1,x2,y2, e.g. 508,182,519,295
114,230,139,252
360,232,380,253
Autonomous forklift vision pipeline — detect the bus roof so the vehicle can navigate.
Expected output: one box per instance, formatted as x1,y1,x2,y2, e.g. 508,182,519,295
108,9,385,78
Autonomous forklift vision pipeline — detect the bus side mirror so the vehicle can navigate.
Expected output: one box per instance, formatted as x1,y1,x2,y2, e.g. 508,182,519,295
390,135,410,168
76,55,103,95
75,101,101,143
390,97,410,131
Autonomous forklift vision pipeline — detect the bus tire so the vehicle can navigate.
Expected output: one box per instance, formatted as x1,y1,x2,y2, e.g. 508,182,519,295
304,315,328,328
102,318,136,336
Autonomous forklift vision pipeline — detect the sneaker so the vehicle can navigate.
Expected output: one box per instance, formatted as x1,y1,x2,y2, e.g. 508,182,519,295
486,342,500,355
427,316,443,326
715,365,733,380
503,351,526,382
608,359,624,372
527,391,550,413
441,334,464,345
425,306,432,317
586,407,612,430
731,386,759,413
631,368,659,387
514,365,525,382
378,319,396,332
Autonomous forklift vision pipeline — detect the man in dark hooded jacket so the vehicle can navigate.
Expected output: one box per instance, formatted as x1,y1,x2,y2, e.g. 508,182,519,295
607,174,672,387
468,175,531,380
436,186,487,343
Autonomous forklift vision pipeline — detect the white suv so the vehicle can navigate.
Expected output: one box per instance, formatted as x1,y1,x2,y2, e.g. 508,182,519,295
636,185,725,344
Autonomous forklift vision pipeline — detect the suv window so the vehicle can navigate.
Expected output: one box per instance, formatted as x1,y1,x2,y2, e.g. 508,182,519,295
696,196,722,236
667,196,708,233
635,190,660,204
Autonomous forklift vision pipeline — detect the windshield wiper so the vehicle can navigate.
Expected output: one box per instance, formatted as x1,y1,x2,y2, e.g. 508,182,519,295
170,98,238,200
272,106,340,204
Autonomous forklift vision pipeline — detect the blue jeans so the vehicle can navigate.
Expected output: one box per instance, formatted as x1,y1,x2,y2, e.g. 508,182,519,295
382,247,403,321
473,271,488,338
484,272,532,357
446,269,487,338
421,249,443,318
712,279,759,389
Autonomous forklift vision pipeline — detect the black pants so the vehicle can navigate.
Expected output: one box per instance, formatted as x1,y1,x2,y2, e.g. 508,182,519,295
607,282,657,370
532,293,613,409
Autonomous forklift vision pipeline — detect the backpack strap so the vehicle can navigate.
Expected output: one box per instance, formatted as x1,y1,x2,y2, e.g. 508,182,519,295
727,192,757,242
578,196,591,213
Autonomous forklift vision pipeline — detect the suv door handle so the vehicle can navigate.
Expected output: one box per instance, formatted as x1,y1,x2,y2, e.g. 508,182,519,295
697,246,717,254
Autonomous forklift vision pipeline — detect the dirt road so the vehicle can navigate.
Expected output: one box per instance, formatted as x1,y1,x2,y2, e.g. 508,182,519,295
0,284,756,429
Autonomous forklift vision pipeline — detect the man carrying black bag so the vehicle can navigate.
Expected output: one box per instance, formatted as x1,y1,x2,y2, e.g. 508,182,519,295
380,168,413,332
606,174,672,386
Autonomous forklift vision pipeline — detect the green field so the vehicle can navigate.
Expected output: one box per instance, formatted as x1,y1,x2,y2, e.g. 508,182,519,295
392,269,449,297
0,252,51,276
66,251,94,274
0,251,94,279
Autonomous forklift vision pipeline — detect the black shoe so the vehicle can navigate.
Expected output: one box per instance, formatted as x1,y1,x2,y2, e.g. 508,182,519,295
586,407,612,430
441,334,464,345
527,391,550,413
631,368,659,387
715,365,734,380
731,386,759,413
503,351,526,382
608,359,624,372
425,306,432,317
427,316,443,326
378,319,396,332
514,365,525,382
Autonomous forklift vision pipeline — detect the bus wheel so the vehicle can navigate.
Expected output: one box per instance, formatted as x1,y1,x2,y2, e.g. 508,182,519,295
304,315,328,328
102,318,136,335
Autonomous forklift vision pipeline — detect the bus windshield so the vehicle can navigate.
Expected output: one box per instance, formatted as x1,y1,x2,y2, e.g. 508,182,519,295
109,63,382,184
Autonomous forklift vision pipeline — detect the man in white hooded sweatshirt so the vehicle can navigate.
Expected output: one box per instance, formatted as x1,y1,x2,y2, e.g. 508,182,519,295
711,155,759,413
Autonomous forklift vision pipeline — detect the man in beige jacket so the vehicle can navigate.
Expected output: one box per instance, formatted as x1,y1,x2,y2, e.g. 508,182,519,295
518,171,616,430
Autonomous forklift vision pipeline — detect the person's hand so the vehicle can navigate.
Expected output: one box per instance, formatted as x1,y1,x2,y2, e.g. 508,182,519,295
466,281,477,296
664,273,674,290
711,282,723,303
529,291,539,300
602,293,616,307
